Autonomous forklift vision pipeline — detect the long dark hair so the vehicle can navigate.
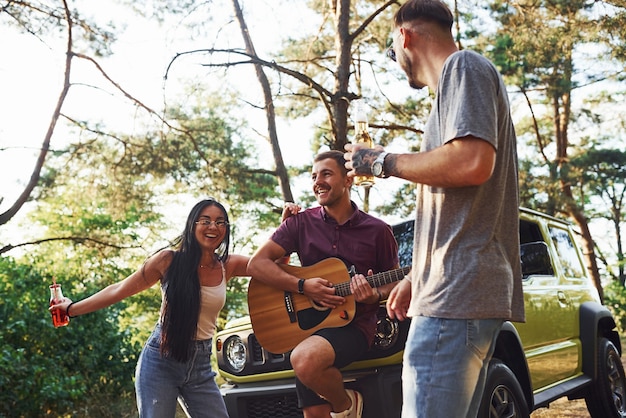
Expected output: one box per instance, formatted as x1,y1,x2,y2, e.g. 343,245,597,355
160,198,231,362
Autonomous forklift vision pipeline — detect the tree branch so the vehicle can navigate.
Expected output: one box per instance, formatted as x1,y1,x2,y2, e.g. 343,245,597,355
0,0,73,226
0,236,145,256
166,48,336,103
351,0,399,42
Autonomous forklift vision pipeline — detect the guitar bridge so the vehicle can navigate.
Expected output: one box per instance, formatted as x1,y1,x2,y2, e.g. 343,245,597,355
284,291,297,323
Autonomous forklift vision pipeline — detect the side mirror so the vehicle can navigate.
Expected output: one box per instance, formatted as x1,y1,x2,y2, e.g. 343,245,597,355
520,242,554,278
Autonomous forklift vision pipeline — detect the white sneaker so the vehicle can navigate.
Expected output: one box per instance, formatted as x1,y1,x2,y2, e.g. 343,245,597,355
330,389,363,418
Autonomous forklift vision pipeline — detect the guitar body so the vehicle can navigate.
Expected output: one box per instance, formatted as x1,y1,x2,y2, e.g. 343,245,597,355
248,258,356,354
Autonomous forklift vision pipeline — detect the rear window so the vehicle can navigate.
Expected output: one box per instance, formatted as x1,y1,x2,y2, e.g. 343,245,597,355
392,220,414,268
549,225,586,279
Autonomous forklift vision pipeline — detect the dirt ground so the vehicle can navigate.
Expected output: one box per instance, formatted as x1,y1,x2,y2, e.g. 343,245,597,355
530,397,591,417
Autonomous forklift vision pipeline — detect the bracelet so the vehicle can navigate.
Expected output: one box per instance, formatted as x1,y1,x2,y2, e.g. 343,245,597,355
66,302,76,318
297,278,305,295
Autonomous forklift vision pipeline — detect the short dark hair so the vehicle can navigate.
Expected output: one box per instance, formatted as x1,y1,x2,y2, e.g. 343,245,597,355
394,0,454,30
314,150,348,176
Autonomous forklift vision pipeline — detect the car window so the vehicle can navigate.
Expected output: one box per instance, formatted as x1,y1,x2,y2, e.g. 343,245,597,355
520,241,554,278
392,220,414,268
548,225,586,279
519,219,544,245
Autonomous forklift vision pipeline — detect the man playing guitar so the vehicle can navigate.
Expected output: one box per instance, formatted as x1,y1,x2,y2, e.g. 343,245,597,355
247,150,399,418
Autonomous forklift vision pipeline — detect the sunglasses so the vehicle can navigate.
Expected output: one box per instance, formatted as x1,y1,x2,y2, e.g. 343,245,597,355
386,46,397,62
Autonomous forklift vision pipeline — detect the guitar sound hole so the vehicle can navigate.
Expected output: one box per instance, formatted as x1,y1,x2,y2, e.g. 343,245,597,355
312,300,327,310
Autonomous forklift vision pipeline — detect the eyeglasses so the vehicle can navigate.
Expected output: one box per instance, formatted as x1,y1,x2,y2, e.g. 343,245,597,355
195,219,229,228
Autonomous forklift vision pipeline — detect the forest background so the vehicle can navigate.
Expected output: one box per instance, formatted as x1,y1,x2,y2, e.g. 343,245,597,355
1,0,625,416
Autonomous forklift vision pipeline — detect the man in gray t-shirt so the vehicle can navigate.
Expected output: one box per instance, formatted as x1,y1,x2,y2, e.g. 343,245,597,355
345,0,524,417
412,48,523,322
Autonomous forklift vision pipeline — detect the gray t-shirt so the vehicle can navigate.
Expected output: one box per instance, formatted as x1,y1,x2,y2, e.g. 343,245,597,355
409,50,525,322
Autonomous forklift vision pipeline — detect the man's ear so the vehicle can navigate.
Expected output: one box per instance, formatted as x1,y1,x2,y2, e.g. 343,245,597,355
345,173,355,188
400,26,413,49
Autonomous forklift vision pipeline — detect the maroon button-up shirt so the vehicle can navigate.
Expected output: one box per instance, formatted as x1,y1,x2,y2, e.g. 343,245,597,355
271,203,399,345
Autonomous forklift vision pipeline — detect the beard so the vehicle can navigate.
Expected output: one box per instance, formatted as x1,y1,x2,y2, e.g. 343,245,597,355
400,54,426,90
316,192,339,207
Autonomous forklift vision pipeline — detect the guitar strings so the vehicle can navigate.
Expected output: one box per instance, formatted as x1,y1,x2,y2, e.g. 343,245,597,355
334,267,410,296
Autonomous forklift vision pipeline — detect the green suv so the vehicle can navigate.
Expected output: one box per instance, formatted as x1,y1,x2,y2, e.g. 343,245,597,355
215,207,626,418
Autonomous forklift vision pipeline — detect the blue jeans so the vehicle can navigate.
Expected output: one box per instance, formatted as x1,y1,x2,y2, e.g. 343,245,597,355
401,316,503,418
135,325,228,418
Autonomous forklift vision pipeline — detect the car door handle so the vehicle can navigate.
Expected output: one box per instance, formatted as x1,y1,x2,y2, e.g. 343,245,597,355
557,291,569,305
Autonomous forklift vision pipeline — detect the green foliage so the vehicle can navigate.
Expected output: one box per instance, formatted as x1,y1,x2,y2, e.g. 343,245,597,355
0,257,140,417
1,0,118,57
375,183,417,219
30,88,281,255
3,87,280,414
569,148,626,284
604,280,626,335
569,148,626,192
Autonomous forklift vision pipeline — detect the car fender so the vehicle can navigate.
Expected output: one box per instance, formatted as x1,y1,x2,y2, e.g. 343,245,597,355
492,321,534,411
580,301,621,380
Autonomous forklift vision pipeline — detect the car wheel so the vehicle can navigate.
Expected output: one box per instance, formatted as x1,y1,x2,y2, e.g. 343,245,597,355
478,358,530,418
585,337,626,418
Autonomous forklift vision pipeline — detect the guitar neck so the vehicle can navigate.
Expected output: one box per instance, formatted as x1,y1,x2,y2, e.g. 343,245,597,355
334,266,410,297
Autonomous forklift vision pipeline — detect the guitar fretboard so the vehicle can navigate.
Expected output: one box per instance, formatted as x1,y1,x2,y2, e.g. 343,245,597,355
333,266,410,297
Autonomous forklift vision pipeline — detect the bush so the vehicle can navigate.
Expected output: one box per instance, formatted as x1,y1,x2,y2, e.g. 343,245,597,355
0,257,140,417
603,280,626,335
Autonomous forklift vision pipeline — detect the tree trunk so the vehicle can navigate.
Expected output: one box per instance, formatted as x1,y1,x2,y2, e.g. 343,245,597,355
553,79,603,299
569,203,604,300
231,0,293,203
330,0,353,150
612,207,625,287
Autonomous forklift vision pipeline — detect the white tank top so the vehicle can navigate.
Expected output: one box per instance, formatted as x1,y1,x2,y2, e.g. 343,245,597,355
195,262,227,340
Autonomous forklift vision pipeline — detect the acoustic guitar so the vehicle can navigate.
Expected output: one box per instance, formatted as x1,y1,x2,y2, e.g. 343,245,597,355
247,257,410,354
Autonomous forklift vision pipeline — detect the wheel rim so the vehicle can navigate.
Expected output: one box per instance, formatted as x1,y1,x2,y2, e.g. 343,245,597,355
488,384,518,418
606,352,626,415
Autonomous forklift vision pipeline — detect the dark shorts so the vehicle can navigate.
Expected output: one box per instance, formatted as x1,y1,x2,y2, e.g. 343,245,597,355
295,324,369,408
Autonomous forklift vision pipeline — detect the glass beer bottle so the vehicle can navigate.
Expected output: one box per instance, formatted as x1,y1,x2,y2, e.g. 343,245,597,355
352,99,375,187
49,283,70,327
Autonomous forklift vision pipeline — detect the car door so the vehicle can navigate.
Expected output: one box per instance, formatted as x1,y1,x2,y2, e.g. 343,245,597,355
515,217,581,390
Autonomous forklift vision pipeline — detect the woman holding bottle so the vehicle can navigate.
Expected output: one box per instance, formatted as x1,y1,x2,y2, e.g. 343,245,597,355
50,198,249,417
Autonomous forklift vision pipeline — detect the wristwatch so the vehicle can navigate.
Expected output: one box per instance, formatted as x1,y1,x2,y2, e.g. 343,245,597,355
371,152,389,178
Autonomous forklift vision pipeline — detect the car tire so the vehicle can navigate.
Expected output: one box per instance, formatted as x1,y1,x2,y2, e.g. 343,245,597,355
478,358,530,418
585,337,626,418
